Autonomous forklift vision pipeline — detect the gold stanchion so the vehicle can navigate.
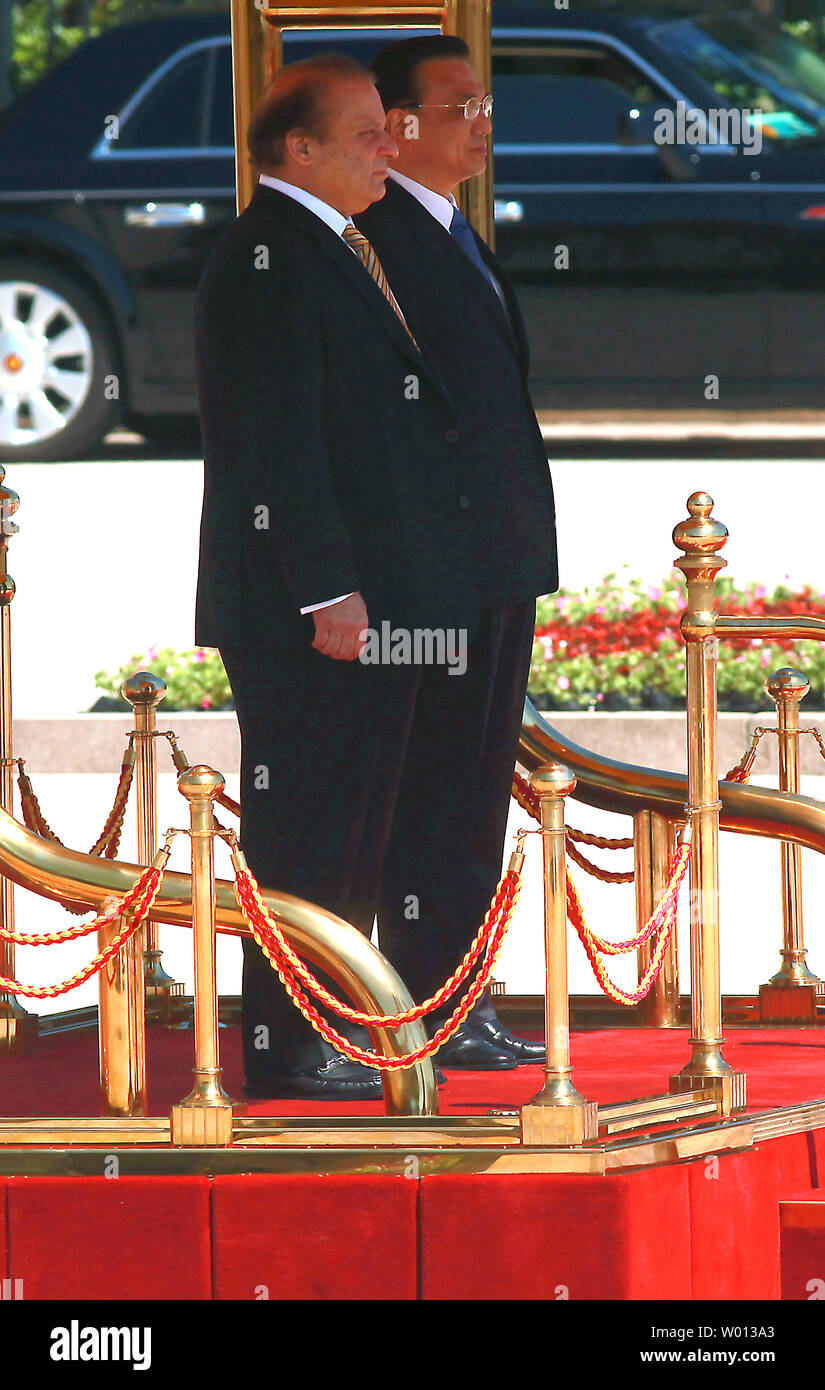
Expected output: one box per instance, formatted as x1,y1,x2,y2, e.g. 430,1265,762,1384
635,811,681,1026
122,672,183,1014
669,494,746,1114
98,897,147,1118
171,766,244,1146
521,763,598,1146
759,668,824,1021
0,468,33,1048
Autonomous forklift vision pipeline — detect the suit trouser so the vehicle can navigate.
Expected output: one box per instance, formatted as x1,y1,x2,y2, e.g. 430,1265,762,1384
220,598,536,1078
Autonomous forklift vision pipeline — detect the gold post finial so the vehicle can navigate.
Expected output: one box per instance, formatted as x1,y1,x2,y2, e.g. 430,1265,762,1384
673,492,728,589
121,671,167,708
177,765,226,802
528,762,576,800
765,667,810,703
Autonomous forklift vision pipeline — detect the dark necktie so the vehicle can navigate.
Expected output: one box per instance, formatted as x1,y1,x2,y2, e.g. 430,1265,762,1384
449,206,500,297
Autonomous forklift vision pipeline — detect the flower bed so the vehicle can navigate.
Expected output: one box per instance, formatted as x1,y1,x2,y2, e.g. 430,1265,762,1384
531,573,825,712
92,575,825,713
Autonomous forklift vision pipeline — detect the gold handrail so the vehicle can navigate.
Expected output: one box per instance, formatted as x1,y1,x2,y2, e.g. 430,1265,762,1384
0,803,436,1117
519,697,825,855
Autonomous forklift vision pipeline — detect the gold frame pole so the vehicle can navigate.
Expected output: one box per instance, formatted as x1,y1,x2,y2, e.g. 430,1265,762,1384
171,766,243,1146
121,672,183,1014
759,667,824,1021
521,762,598,1145
0,468,32,1048
450,0,493,245
669,493,746,1114
635,810,680,1026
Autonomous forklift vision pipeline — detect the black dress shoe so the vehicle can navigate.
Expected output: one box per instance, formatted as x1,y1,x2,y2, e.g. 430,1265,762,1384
337,1024,446,1086
471,1020,546,1064
243,1053,382,1100
434,1026,519,1070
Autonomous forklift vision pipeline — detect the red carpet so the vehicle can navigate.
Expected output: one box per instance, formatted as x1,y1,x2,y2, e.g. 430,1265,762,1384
1,1024,823,1300
2,1023,823,1117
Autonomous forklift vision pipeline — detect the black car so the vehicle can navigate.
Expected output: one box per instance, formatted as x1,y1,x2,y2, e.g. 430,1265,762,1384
4,2,825,459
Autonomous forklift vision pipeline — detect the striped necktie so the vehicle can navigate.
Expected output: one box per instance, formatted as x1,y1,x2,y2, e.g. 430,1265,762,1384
342,224,418,350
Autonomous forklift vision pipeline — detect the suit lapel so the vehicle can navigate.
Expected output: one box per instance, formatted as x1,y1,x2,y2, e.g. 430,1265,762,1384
248,184,446,396
383,181,523,366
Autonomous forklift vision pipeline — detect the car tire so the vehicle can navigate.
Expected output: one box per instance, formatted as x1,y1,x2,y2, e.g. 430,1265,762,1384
0,259,122,462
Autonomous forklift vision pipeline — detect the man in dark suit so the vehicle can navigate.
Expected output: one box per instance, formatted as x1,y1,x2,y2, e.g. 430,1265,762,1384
195,52,556,1097
356,35,559,1066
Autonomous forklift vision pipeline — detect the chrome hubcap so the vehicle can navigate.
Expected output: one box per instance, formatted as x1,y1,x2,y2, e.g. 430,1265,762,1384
0,281,94,447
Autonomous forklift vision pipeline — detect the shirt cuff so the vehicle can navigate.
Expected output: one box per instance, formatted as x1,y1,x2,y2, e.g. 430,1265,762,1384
300,592,356,615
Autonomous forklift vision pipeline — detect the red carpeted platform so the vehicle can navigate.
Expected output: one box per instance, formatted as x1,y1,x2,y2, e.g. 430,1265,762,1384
1,1024,823,1300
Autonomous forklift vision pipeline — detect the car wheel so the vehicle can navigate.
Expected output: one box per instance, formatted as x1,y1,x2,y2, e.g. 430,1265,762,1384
0,260,122,462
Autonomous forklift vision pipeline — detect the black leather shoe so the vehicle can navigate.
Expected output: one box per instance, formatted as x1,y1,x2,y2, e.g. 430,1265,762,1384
469,1020,545,1063
243,1052,382,1100
435,1027,519,1070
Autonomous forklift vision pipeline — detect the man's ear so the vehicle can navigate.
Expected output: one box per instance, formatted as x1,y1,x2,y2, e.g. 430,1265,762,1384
285,129,313,165
385,106,418,145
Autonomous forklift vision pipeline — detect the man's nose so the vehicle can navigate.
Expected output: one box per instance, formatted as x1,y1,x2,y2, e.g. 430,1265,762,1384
381,130,400,159
473,111,493,136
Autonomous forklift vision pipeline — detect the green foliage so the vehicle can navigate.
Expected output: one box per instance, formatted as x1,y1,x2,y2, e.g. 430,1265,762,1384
93,644,232,711
10,0,226,94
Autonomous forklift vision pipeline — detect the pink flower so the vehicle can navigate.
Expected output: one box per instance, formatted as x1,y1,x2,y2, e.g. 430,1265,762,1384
648,586,662,601
146,644,159,662
201,696,211,709
194,649,207,663
557,675,570,690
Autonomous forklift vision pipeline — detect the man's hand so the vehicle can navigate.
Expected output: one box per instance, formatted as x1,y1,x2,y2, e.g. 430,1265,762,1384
310,591,370,661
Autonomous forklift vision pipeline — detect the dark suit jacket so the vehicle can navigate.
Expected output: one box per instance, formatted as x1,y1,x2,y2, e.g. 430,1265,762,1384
194,182,554,652
357,177,558,602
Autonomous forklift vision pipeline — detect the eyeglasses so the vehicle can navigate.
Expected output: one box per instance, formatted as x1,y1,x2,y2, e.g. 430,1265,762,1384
405,95,493,120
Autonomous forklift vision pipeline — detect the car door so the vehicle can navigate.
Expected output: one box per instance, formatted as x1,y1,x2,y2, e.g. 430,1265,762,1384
85,34,236,406
490,27,771,411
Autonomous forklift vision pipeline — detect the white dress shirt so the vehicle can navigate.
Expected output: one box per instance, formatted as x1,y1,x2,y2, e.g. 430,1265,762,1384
258,175,356,615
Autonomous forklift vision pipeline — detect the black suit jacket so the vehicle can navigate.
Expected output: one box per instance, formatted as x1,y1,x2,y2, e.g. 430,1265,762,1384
357,178,558,603
194,182,554,652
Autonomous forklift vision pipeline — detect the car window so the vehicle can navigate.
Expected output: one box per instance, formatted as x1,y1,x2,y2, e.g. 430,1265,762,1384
492,44,669,145
649,15,825,143
118,46,210,150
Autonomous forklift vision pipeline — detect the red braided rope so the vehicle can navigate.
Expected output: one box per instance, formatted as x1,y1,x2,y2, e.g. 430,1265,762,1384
564,841,691,1004
0,862,165,946
0,868,163,997
235,866,522,1069
234,865,514,1027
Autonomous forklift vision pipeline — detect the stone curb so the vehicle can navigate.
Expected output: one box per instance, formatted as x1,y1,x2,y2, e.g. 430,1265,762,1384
12,710,825,777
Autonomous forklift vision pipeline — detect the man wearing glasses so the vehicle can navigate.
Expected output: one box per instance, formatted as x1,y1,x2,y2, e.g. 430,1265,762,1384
357,35,558,1069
